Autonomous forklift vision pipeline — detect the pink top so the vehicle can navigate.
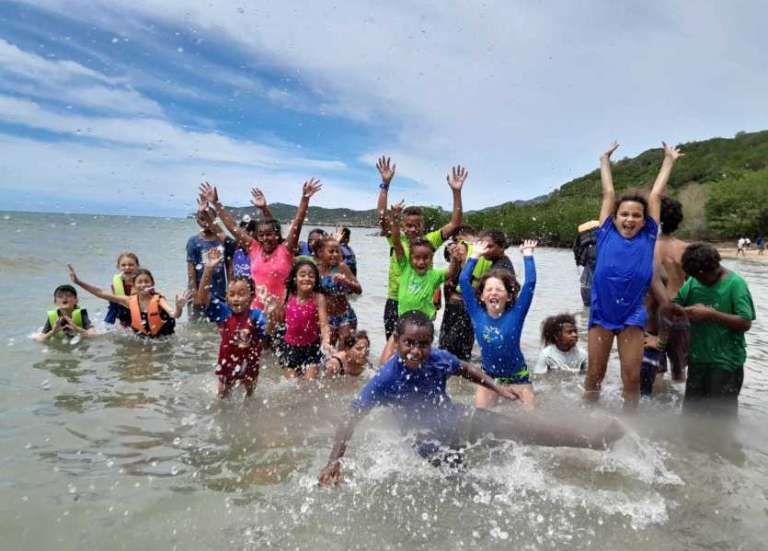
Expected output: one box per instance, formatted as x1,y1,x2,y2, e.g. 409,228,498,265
249,241,293,309
283,294,320,346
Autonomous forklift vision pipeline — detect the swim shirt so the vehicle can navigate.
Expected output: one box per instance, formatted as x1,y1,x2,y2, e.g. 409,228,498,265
352,349,464,437
395,257,446,319
232,248,251,279
186,234,229,299
533,345,587,374
283,294,320,346
590,217,658,330
460,256,536,379
386,230,444,300
248,241,293,309
206,301,267,381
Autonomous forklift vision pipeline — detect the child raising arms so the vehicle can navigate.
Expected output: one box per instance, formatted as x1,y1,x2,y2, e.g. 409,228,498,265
585,141,683,407
68,265,189,338
460,239,538,408
315,234,362,347
104,252,140,326
195,248,276,398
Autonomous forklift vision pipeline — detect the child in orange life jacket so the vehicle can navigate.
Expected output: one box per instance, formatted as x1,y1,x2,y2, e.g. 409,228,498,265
68,265,189,338
104,252,140,327
36,284,97,341
194,248,277,398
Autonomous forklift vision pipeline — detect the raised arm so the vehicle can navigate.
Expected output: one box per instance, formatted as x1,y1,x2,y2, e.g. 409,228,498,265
159,291,191,319
68,265,129,306
459,241,485,315
201,182,253,246
648,142,683,222
376,156,396,236
515,240,538,314
458,361,522,400
389,202,405,262
284,178,322,253
194,248,224,306
250,187,274,220
439,165,467,239
318,407,368,486
598,141,620,223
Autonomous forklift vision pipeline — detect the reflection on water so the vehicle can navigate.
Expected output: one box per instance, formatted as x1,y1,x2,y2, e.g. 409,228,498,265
1,212,767,550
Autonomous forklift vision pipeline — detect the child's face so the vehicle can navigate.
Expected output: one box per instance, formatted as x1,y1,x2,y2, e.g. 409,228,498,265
396,324,433,369
348,338,370,365
480,277,511,316
555,323,579,352
319,240,341,266
118,256,138,279
196,210,215,232
227,280,253,314
449,242,468,262
410,245,433,274
256,224,279,252
133,273,155,295
402,215,425,240
482,240,504,260
614,201,645,238
308,231,325,251
295,265,317,294
54,292,78,311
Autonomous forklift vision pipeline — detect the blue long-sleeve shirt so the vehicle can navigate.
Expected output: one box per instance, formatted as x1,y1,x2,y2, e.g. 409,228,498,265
459,256,536,379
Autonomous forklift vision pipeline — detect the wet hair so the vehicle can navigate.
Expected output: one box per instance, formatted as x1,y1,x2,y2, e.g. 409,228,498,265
659,196,683,235
410,237,435,254
682,243,721,277
133,268,156,286
479,229,508,249
340,330,370,351
340,227,351,242
228,276,255,296
443,241,467,262
116,251,140,267
613,191,648,218
308,228,327,240
54,284,78,298
313,235,340,256
402,206,423,218
395,310,434,339
475,269,521,309
541,313,577,346
454,224,476,238
285,258,321,298
257,218,284,242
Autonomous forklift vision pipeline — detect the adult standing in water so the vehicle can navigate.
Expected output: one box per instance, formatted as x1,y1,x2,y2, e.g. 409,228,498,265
375,156,465,340
200,179,322,309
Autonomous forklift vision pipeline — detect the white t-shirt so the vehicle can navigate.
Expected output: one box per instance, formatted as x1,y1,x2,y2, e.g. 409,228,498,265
534,344,587,374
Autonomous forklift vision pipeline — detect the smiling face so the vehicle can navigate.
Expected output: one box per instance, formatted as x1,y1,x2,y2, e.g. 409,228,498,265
555,322,579,352
403,214,425,240
347,337,370,369
483,240,504,260
614,200,646,238
226,279,253,314
479,276,511,317
256,223,280,253
396,323,433,369
117,255,139,280
133,273,155,296
410,244,433,274
295,264,317,295
318,239,341,266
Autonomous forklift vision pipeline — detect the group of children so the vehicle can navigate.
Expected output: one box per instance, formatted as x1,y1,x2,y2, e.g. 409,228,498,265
41,146,755,420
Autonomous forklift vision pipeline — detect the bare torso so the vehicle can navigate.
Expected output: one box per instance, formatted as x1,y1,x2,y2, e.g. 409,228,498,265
655,235,688,299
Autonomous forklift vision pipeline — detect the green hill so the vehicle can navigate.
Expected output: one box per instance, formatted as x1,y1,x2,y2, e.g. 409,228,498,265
223,129,768,243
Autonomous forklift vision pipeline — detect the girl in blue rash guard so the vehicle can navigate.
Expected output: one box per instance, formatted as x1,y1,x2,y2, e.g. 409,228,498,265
460,239,538,409
584,141,683,408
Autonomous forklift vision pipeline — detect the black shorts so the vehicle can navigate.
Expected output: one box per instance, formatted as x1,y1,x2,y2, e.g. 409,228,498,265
684,364,743,415
278,341,323,371
384,298,399,339
438,301,474,360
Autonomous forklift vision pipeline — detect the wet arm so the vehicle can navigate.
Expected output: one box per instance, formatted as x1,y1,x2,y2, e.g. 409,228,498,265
459,258,481,316
458,361,521,399
599,153,616,224
439,186,463,240
317,294,332,348
338,263,362,295
210,200,253,246
318,408,367,486
71,275,129,306
648,143,682,222
193,264,216,306
390,212,405,262
285,194,311,254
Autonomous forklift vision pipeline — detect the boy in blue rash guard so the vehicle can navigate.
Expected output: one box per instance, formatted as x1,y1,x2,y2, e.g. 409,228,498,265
318,311,625,486
585,141,683,408
460,239,538,409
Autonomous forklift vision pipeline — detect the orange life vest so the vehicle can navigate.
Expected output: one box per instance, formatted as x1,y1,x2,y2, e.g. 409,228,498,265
128,294,165,336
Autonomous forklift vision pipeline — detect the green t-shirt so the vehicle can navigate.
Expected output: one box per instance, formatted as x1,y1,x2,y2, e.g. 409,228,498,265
675,272,756,371
386,230,444,300
396,257,446,319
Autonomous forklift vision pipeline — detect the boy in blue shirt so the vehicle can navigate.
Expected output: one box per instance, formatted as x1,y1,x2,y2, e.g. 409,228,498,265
318,311,624,485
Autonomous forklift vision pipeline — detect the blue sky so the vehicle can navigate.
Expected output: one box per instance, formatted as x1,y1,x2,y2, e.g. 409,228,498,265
1,0,767,216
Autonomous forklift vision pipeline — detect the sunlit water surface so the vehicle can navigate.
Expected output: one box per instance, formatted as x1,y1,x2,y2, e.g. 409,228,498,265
1,212,766,550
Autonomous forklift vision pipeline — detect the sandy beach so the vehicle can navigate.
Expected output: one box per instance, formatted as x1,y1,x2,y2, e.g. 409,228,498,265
715,243,768,264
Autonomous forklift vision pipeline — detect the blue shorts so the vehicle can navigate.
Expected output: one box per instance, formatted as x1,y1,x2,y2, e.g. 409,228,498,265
590,301,646,333
329,305,357,329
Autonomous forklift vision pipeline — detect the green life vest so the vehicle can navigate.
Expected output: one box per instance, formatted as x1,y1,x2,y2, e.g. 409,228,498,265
112,273,126,296
47,309,84,330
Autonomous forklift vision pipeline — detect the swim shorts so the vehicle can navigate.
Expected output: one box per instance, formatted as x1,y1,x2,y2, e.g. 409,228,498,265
278,340,323,371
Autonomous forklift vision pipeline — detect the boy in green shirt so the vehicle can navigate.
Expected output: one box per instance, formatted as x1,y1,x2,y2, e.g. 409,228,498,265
375,157,466,338
675,243,755,414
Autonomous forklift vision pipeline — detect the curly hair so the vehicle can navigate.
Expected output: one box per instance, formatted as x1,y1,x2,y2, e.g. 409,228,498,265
340,330,370,351
681,242,721,277
475,269,521,309
229,276,255,296
410,237,435,253
540,313,577,346
257,218,284,242
659,196,683,235
396,310,434,338
613,191,648,218
284,259,321,299
402,206,423,217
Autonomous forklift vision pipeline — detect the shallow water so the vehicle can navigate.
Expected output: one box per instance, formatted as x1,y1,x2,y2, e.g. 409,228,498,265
1,211,766,551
